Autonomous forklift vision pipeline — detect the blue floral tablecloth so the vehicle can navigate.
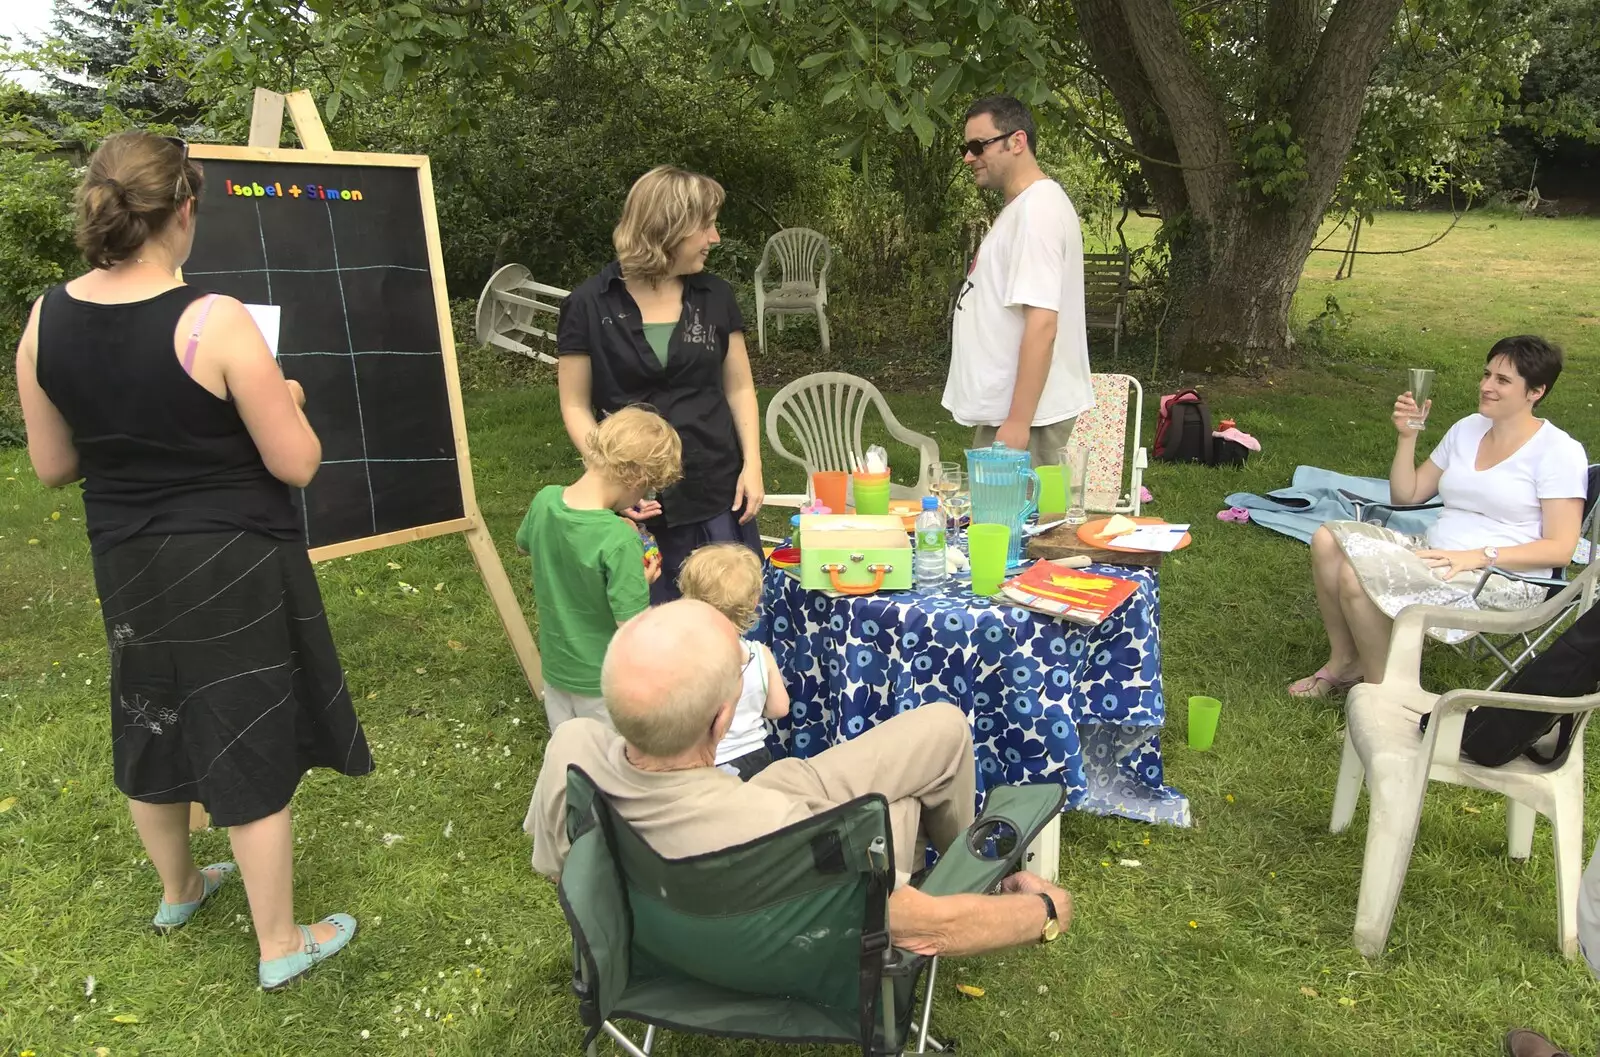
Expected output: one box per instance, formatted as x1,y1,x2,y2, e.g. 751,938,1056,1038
757,562,1190,827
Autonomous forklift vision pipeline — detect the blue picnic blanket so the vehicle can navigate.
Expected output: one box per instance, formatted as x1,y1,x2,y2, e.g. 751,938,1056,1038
1224,465,1440,544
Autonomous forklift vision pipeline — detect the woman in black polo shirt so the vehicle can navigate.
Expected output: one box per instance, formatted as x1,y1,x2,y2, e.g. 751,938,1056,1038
556,164,765,603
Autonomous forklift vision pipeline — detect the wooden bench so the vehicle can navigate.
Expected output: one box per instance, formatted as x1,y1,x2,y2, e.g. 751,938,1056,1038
1083,250,1130,357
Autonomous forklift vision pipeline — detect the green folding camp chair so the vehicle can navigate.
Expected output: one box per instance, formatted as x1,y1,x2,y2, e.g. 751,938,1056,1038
556,766,1067,1056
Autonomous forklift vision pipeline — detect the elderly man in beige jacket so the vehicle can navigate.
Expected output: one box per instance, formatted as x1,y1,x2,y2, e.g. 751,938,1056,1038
525,599,1072,957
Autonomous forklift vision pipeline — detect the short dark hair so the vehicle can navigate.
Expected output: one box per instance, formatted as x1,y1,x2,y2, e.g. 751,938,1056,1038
965,95,1038,154
1486,335,1563,405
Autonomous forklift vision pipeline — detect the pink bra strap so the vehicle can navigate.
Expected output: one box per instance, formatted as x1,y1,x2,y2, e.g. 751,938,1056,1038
181,294,220,376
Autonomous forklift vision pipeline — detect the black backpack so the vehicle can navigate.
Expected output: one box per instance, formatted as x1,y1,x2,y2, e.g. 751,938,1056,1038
1152,390,1249,466
1421,602,1600,766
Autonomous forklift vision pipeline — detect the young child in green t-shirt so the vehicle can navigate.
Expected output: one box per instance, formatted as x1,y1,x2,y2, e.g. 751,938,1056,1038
517,406,682,731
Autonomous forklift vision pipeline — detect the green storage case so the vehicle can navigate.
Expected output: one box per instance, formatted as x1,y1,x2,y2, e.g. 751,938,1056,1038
798,514,912,594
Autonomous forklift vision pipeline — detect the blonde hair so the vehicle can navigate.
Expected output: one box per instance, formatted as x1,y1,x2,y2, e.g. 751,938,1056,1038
677,543,764,632
612,165,725,284
76,131,204,270
585,406,683,493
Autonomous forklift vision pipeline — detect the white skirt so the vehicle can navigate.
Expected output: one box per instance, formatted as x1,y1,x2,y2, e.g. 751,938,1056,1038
1326,521,1545,645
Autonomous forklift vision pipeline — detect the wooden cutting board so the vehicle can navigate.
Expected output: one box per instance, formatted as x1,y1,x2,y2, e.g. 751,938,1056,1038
1025,522,1165,569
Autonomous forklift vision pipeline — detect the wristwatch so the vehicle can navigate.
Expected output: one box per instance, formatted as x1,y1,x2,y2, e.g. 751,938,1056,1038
1037,892,1060,943
1483,546,1499,568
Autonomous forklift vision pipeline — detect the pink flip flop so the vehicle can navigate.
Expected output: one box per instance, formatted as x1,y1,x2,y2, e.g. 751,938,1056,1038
1288,667,1363,699
1216,506,1251,523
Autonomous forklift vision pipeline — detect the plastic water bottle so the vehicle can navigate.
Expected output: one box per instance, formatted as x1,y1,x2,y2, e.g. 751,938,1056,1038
914,496,948,590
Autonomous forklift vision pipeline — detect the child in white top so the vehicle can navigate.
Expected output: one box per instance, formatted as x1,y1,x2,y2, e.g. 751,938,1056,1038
675,543,789,780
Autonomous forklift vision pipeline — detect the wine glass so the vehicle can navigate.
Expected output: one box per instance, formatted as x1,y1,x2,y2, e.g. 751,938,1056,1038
945,491,971,535
931,467,965,529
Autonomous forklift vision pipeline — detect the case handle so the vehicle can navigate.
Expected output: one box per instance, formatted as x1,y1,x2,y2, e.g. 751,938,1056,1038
822,563,891,595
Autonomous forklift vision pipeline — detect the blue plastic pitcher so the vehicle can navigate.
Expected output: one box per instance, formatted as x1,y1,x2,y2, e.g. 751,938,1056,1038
965,443,1038,566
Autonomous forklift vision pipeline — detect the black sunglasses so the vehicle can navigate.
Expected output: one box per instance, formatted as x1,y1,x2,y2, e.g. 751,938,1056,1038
961,130,1016,159
162,135,193,204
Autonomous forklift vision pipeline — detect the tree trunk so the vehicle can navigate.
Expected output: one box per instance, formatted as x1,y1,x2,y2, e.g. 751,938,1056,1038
1163,203,1322,369
1072,0,1407,372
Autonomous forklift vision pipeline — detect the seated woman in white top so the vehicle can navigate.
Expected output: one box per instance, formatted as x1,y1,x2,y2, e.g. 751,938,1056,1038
1290,336,1589,697
674,543,790,778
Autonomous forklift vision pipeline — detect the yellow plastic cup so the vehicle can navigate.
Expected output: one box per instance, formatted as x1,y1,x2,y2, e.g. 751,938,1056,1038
967,524,1011,596
1187,696,1222,751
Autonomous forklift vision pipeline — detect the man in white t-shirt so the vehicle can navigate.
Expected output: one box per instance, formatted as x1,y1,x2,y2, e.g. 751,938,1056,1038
943,95,1094,466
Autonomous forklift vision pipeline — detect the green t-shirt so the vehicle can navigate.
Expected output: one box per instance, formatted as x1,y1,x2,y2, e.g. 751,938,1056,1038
516,485,650,696
642,321,674,367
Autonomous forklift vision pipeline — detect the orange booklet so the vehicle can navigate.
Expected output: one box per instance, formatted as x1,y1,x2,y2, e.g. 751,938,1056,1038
999,560,1140,625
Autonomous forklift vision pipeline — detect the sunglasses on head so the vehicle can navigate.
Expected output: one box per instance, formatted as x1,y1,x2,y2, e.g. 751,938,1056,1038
162,135,193,205
961,130,1017,159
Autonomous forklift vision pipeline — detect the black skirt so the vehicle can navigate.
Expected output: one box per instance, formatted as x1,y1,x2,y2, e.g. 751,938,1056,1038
95,530,373,826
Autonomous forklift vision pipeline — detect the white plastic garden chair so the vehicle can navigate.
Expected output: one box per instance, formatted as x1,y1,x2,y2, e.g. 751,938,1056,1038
1329,571,1600,960
1072,374,1148,515
754,228,831,356
474,263,568,364
764,372,940,508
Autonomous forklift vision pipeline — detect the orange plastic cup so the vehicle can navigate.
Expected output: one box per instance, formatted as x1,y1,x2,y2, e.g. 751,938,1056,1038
812,471,849,514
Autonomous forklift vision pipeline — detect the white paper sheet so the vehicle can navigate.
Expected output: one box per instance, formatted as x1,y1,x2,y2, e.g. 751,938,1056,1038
244,304,281,358
1116,524,1191,553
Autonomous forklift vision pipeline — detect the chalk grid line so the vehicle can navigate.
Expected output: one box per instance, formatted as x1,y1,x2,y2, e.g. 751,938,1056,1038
324,200,379,535
251,200,309,543
206,181,454,545
183,264,431,277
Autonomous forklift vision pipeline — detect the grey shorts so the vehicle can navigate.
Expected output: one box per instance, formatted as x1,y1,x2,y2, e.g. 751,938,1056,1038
971,418,1078,468
542,686,612,732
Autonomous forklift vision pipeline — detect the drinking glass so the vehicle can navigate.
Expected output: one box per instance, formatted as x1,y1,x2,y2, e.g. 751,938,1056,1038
931,467,965,527
1059,443,1090,526
1406,368,1435,431
945,491,971,533
929,464,962,506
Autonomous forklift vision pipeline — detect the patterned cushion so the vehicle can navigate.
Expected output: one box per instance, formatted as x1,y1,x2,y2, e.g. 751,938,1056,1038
1075,374,1131,508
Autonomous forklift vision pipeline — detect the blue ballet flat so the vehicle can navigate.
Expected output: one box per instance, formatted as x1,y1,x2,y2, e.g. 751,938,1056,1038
151,862,236,933
259,913,357,991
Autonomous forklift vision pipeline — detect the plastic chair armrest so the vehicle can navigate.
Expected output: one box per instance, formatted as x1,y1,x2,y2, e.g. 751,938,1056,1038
1433,685,1600,718
916,784,1067,899
1383,572,1600,688
876,410,940,493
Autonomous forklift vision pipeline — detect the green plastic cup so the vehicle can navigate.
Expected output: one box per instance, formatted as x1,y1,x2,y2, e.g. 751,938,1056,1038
967,523,1012,596
1035,465,1067,516
853,472,891,515
1187,696,1222,751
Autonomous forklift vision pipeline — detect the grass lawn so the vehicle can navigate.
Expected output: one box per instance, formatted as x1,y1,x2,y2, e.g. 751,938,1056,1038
3,211,1599,1056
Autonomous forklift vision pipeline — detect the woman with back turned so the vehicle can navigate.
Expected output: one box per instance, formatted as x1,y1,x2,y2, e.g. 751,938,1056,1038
13,131,372,989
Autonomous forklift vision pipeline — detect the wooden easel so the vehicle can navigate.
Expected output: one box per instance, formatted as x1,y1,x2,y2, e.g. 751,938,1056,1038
189,90,542,830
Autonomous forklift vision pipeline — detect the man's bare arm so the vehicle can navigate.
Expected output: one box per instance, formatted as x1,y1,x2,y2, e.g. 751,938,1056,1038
998,306,1058,448
887,874,1072,958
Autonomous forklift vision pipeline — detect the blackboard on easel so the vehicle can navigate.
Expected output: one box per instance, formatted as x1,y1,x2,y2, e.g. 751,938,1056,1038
184,158,468,547
180,89,541,692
